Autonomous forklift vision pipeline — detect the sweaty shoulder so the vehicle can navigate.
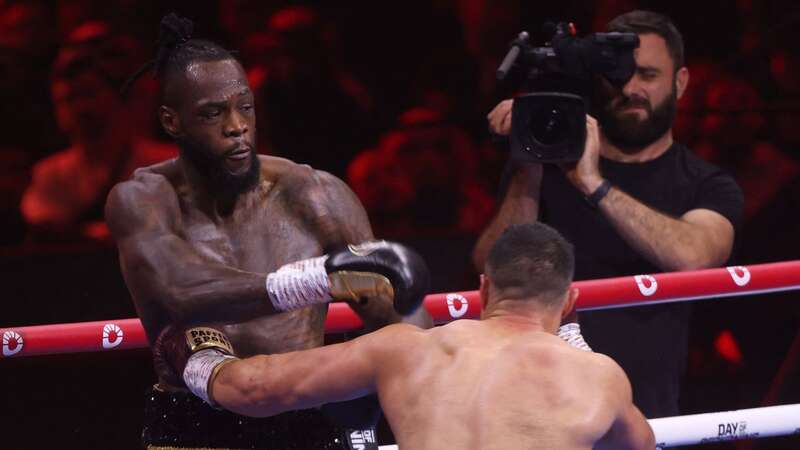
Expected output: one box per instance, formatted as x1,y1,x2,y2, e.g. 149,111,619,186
105,159,182,239
265,155,372,244
582,351,632,397
426,319,484,349
267,156,349,197
364,323,428,366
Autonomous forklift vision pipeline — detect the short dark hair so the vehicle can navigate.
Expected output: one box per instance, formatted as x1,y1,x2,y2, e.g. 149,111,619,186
607,10,684,71
485,223,574,306
122,13,237,100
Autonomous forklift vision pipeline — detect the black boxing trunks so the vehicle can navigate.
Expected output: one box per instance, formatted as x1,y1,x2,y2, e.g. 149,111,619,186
142,386,378,450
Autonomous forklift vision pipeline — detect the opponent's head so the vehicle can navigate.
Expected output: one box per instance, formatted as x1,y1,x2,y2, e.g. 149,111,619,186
148,14,259,197
480,223,577,323
594,10,689,152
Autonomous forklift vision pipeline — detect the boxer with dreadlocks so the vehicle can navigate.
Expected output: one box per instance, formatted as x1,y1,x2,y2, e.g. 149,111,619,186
107,13,432,449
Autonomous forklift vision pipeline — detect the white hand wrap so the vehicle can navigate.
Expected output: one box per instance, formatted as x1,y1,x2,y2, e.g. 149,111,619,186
183,348,238,406
558,323,592,352
266,256,332,311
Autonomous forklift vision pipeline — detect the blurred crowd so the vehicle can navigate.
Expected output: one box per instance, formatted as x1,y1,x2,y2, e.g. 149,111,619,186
0,0,798,257
0,2,799,437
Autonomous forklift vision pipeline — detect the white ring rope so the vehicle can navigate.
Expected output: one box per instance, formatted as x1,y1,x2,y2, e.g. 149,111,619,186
649,403,800,447
375,403,800,449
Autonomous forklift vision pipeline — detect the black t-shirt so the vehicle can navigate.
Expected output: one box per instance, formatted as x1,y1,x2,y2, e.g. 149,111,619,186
539,142,743,418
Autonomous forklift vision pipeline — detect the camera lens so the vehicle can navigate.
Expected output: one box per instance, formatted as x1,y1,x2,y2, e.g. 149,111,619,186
511,93,586,163
529,106,570,146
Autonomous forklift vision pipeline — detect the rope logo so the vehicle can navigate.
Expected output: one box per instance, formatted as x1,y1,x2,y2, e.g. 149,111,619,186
717,421,748,438
102,323,124,349
726,266,751,287
634,275,658,297
446,293,469,318
2,330,24,357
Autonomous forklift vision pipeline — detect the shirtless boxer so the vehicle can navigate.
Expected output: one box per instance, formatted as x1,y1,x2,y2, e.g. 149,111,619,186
105,14,431,449
167,223,655,450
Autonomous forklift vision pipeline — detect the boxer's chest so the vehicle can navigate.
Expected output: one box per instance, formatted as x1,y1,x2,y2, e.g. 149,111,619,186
178,192,324,274
177,191,327,354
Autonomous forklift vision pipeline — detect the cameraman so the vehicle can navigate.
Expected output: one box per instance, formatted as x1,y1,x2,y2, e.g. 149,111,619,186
473,10,743,419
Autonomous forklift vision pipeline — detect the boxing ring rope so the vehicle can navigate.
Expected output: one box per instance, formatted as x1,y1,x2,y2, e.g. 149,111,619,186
376,404,800,449
2,260,800,447
2,260,798,357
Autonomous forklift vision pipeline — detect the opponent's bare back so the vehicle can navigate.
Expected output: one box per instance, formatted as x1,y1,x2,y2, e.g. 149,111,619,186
106,155,375,387
197,222,653,449
374,320,637,450
209,317,652,450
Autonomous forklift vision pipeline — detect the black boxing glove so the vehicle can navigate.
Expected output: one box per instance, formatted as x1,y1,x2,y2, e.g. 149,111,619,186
266,240,430,316
325,241,430,315
153,326,238,404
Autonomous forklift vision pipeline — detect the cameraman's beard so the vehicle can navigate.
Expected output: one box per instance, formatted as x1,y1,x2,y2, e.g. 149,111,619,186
179,140,261,198
597,87,678,153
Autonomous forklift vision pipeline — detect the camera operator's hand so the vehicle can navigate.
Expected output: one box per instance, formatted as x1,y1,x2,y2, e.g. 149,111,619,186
487,99,514,136
560,115,605,195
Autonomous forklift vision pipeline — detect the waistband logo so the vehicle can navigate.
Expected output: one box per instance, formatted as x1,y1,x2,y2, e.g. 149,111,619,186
634,275,658,297
102,323,124,349
726,266,751,287
348,429,376,449
446,293,469,318
2,330,24,357
185,327,234,353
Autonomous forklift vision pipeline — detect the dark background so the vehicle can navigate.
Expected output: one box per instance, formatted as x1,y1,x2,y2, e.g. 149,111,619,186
1,0,799,449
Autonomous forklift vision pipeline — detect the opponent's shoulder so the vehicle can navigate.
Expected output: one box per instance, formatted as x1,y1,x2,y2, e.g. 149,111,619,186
359,323,428,356
580,351,632,394
426,319,483,349
372,322,427,343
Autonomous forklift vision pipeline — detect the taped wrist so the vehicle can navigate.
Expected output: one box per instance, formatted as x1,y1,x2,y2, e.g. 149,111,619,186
558,323,592,352
183,348,238,406
266,256,332,311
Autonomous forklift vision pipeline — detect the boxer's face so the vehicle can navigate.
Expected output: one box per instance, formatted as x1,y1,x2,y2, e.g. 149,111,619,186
595,33,688,152
161,58,260,195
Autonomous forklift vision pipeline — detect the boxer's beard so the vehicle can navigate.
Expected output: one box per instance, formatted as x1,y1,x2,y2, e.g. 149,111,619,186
596,84,678,153
179,140,261,198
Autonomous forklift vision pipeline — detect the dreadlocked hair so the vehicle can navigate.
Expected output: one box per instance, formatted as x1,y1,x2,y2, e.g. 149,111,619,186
121,13,235,98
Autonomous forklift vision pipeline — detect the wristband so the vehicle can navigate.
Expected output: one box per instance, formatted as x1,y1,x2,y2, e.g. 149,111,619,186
266,256,332,311
585,179,612,209
557,323,593,352
183,348,238,406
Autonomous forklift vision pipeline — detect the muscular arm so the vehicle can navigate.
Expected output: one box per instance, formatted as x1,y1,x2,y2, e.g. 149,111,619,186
106,172,277,325
472,163,542,271
211,323,412,417
595,360,656,450
597,188,734,271
292,168,432,329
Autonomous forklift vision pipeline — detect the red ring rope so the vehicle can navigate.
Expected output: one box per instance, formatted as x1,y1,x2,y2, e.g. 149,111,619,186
2,260,798,358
